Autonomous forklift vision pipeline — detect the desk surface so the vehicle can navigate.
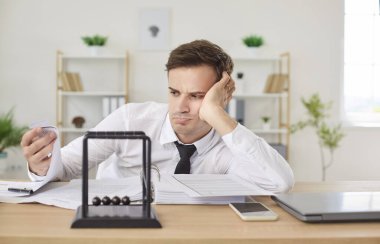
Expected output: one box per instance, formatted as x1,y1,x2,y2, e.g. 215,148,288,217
1,181,380,244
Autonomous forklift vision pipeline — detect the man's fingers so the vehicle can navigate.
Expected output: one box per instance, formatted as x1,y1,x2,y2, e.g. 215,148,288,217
29,132,56,154
23,132,56,159
20,128,41,147
31,140,55,163
220,72,230,84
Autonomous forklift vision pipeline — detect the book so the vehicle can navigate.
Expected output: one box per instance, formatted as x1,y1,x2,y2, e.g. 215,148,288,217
61,72,84,91
71,73,83,91
263,74,288,93
263,74,275,93
61,72,73,91
102,97,110,118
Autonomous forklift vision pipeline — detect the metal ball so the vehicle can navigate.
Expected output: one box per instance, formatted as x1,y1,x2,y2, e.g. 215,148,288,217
92,196,101,206
121,196,131,205
111,196,121,205
101,196,111,205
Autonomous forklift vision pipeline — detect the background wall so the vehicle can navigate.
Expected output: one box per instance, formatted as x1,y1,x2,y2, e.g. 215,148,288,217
1,0,379,181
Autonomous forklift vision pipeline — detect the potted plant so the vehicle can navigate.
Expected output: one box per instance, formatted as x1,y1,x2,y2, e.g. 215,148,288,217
242,35,264,55
242,35,264,47
0,110,27,159
81,34,108,56
291,94,345,181
261,116,271,130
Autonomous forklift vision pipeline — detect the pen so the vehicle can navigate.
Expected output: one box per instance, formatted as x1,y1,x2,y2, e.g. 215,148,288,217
8,187,34,194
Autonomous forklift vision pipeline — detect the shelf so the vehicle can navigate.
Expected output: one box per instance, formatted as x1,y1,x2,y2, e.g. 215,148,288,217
250,128,288,134
60,91,125,96
233,93,288,99
57,50,129,146
232,56,280,62
62,55,125,60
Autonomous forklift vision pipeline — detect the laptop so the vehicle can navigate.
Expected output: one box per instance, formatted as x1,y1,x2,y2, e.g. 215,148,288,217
271,192,380,222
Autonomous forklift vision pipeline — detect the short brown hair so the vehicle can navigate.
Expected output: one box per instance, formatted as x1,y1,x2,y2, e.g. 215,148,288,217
166,40,234,82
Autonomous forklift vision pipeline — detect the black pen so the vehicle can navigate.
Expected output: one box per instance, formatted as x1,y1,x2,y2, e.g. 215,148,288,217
8,187,34,194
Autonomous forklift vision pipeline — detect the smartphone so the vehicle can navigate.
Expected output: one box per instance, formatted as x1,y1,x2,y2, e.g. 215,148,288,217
229,202,278,221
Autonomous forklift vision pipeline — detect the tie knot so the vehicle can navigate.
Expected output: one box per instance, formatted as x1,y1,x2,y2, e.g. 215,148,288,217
174,141,196,159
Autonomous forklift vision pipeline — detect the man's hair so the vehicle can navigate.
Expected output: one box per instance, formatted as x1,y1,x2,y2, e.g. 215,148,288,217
166,40,234,82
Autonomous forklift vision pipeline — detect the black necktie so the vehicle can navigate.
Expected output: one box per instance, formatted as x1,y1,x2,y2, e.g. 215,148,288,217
174,141,196,174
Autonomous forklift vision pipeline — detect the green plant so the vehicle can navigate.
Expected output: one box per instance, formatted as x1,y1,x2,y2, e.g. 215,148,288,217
242,35,264,47
81,35,108,46
291,94,345,181
0,109,27,154
261,116,271,123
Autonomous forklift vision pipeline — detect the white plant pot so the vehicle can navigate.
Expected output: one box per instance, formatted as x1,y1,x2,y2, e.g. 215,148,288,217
248,47,258,56
262,122,271,130
89,46,104,56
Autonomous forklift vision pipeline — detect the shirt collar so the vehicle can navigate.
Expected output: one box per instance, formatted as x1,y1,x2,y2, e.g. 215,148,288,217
159,113,218,155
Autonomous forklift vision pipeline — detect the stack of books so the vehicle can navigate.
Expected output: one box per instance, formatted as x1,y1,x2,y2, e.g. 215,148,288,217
61,72,84,91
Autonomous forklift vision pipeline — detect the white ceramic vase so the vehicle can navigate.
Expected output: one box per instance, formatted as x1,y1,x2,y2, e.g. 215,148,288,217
262,122,271,130
89,46,104,56
247,47,260,57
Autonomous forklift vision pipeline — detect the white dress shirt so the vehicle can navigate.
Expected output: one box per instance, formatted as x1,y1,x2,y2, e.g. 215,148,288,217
30,102,294,193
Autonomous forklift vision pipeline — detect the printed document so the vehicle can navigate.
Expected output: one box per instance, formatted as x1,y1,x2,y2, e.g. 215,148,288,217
3,122,63,197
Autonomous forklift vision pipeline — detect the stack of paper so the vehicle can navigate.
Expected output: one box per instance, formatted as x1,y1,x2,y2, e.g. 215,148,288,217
0,177,142,210
0,174,273,209
153,174,273,205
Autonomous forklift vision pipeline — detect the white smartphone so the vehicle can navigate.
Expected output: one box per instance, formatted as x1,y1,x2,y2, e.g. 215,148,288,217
229,202,278,221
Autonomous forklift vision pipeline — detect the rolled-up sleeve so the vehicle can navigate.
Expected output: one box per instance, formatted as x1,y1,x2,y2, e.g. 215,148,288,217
222,123,294,193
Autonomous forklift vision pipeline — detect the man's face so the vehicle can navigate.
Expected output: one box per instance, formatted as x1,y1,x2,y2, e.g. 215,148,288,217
168,65,216,143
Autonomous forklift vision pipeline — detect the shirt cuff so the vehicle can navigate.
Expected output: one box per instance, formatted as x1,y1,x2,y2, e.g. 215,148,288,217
27,162,46,181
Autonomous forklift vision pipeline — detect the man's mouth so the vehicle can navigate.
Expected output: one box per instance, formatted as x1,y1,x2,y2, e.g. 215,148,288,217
172,115,192,125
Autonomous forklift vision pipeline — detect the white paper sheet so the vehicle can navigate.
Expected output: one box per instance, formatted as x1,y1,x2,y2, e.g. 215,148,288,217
3,122,63,197
1,174,272,208
171,174,273,197
0,177,142,210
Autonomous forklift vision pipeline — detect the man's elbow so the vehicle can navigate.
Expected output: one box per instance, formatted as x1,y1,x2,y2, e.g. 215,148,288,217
274,175,295,194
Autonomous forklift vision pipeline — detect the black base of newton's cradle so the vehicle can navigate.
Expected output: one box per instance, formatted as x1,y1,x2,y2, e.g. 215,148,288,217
71,205,161,228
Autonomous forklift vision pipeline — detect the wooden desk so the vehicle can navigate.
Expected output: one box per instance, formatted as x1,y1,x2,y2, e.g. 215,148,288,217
1,181,380,244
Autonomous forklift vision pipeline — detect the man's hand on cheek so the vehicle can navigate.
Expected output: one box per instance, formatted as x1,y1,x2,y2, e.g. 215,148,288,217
199,72,235,123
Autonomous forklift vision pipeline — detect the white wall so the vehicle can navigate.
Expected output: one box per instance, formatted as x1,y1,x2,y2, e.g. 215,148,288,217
1,0,379,181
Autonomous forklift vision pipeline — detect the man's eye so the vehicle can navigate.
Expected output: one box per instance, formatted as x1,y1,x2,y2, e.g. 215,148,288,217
170,91,179,96
191,94,204,99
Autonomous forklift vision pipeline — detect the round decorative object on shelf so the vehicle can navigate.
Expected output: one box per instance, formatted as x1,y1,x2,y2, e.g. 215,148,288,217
72,116,85,128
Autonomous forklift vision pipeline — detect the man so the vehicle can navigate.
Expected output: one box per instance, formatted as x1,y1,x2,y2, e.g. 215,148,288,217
21,40,294,193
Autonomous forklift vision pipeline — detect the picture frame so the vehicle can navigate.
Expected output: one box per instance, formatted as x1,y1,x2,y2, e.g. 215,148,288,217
139,8,171,50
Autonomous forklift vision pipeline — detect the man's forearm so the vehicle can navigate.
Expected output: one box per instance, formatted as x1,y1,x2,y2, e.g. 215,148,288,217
203,105,238,136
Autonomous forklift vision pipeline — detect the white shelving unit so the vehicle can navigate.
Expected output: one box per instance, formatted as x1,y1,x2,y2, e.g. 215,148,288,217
229,53,291,158
56,51,129,145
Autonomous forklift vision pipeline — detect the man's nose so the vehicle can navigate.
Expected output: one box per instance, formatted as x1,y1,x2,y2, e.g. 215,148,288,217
177,95,190,113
